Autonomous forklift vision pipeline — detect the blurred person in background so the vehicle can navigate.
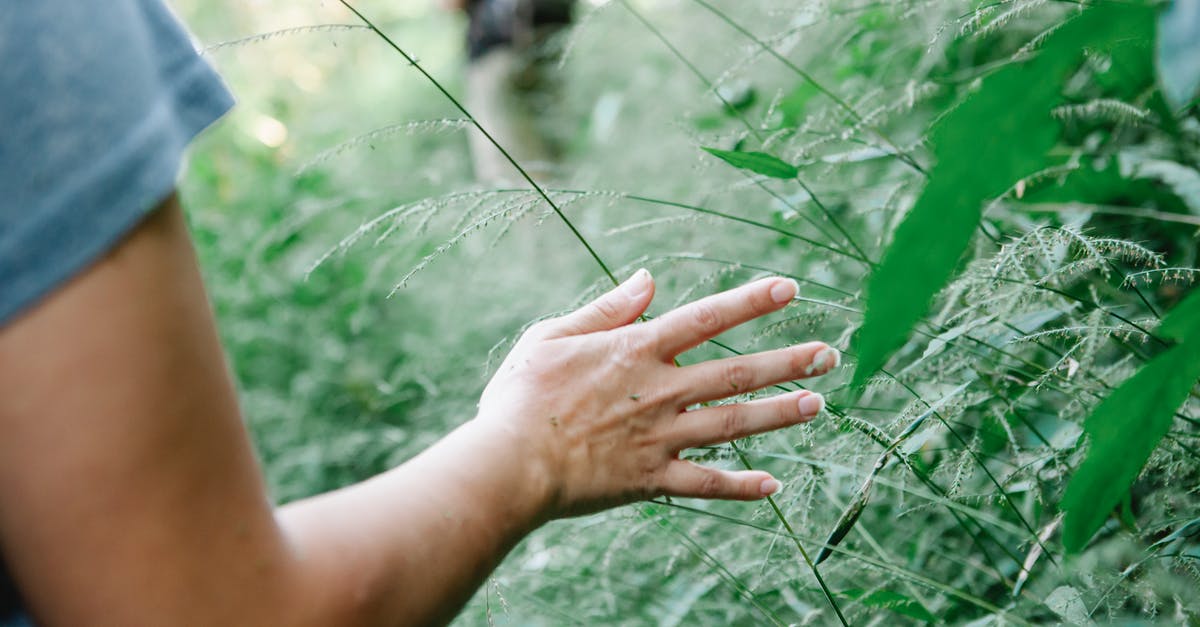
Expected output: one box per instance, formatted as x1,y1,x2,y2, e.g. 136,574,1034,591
451,0,575,183
0,1,836,625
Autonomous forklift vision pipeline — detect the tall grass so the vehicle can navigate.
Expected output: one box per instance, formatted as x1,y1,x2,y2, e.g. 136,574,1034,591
181,0,1200,623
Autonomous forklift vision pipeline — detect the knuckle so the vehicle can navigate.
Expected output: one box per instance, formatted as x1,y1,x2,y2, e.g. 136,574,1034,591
526,319,557,338
719,405,744,441
788,347,809,373
607,331,643,369
776,396,797,424
723,362,751,393
697,471,723,498
591,297,622,322
641,465,663,499
690,302,722,334
625,328,656,359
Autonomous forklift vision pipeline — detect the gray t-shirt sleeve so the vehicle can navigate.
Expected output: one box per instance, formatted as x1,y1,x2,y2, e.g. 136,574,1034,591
0,0,234,326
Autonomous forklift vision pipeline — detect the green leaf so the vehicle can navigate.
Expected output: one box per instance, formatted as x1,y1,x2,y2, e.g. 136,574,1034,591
701,147,798,179
1157,0,1200,108
850,5,1155,388
1157,285,1200,340
1061,288,1200,552
776,82,818,127
842,588,936,623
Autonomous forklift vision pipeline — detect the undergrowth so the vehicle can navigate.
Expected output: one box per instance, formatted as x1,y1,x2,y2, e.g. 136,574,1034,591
180,0,1200,624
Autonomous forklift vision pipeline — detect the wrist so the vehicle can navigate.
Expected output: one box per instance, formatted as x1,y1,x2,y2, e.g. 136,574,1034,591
451,417,558,530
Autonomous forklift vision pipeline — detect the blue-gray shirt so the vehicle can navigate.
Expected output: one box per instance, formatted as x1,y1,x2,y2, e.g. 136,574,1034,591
0,1,233,622
0,0,233,326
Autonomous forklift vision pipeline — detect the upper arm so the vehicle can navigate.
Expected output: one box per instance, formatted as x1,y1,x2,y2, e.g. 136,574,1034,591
0,198,296,625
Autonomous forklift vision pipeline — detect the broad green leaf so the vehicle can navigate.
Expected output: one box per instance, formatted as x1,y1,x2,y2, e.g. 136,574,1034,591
1156,285,1200,340
1157,0,1200,108
842,588,936,623
1061,288,1200,552
851,5,1155,388
701,147,798,179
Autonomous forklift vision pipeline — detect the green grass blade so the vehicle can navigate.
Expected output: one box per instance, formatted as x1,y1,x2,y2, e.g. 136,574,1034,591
701,147,799,180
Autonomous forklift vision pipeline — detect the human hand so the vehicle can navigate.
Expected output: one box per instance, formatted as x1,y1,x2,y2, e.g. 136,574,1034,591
474,269,839,519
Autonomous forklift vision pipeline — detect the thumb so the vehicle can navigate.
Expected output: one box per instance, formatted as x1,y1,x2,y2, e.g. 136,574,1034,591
547,269,655,337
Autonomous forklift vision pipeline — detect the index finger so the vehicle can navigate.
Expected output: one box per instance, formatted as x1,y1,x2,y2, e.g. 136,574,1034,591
646,277,797,359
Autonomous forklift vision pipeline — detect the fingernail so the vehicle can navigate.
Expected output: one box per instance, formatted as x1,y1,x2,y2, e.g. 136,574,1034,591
622,268,651,298
804,346,841,376
760,478,783,496
769,279,799,304
798,392,825,418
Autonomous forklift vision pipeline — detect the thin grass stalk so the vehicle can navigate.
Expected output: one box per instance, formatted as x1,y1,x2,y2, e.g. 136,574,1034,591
655,501,1034,624
700,335,1024,579
727,442,850,626
641,506,789,626
337,0,618,285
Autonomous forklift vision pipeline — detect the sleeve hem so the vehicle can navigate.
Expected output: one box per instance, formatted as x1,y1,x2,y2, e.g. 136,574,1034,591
0,59,233,327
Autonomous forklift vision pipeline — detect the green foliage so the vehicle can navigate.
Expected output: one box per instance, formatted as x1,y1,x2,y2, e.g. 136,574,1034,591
176,0,1200,624
1060,291,1200,550
701,147,797,179
852,4,1156,388
840,588,936,623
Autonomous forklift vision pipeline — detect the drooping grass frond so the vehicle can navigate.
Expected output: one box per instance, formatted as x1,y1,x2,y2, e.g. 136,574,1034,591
602,214,706,236
1011,13,1078,59
756,309,837,341
1053,99,1152,127
1123,267,1200,288
965,0,1051,41
391,198,545,294
986,227,1164,290
1012,321,1152,341
304,190,502,278
833,413,893,450
202,23,369,53
296,119,471,175
674,266,745,309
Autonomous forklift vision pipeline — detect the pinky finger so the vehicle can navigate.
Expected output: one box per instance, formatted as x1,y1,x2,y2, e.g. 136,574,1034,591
659,461,782,501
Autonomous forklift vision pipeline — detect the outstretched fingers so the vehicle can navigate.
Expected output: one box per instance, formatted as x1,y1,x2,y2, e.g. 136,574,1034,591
674,341,839,406
665,390,824,451
646,277,798,358
542,269,655,338
659,461,782,500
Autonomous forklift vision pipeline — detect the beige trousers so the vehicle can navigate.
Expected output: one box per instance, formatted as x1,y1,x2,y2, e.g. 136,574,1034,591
464,48,557,185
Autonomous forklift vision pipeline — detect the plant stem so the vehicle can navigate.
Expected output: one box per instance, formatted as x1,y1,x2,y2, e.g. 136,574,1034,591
337,0,617,286
728,441,851,626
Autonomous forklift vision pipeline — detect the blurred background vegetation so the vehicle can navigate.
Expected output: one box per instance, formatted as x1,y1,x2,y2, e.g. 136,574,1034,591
173,0,1198,624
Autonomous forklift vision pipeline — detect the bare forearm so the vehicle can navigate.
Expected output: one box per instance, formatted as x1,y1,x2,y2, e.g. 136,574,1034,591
277,420,549,626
